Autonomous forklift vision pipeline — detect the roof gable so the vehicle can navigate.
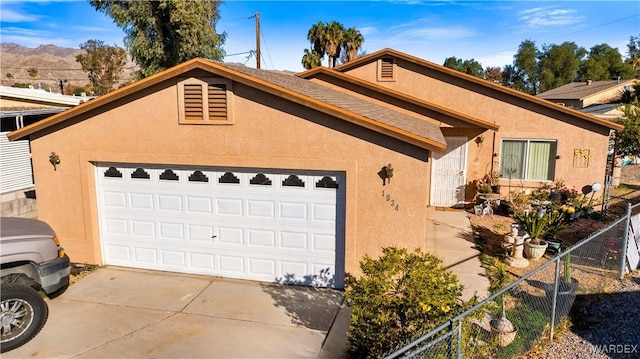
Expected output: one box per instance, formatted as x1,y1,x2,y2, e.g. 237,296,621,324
536,79,637,101
332,48,624,132
8,59,446,152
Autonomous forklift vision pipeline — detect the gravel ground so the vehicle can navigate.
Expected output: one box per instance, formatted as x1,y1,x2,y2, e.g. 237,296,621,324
532,270,640,359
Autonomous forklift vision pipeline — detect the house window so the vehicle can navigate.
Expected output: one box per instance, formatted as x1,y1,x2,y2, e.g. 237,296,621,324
500,139,557,181
178,77,233,124
377,58,396,82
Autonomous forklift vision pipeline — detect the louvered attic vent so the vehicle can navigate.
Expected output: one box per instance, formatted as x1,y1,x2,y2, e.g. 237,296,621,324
179,78,233,124
378,58,396,81
208,84,227,120
184,84,204,120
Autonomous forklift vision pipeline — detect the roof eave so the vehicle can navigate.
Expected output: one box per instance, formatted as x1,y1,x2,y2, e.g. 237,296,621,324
298,67,500,131
334,49,624,132
9,59,446,151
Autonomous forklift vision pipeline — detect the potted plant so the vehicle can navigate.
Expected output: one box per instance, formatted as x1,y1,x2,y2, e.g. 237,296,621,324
544,252,579,322
513,211,549,260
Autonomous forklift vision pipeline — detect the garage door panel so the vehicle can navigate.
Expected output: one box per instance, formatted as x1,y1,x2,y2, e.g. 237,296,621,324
246,199,275,218
130,192,155,210
158,194,183,211
247,229,276,247
106,244,131,261
97,164,344,288
281,231,308,250
186,196,213,213
158,222,185,240
187,224,214,242
190,253,215,270
219,255,244,274
133,247,157,264
313,234,336,252
280,201,307,220
216,197,244,216
103,191,127,208
160,250,187,268
217,227,244,245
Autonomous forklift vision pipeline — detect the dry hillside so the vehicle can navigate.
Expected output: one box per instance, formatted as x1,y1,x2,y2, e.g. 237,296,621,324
0,43,137,92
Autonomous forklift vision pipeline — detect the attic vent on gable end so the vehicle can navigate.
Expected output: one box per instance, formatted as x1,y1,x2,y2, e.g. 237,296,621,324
178,78,233,125
377,58,396,82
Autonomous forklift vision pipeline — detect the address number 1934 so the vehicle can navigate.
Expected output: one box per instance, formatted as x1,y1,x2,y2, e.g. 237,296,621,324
382,190,399,211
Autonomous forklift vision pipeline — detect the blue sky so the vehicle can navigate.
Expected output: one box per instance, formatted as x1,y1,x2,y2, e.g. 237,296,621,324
1,0,639,72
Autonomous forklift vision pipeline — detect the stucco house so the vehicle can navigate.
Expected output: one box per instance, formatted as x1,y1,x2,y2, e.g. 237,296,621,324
536,78,638,109
8,49,623,289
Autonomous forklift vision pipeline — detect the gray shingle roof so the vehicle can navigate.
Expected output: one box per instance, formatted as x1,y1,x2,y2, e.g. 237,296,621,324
536,79,635,100
217,62,446,148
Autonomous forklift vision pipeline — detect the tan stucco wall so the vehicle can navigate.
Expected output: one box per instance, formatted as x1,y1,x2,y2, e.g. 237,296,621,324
343,60,612,199
582,87,627,108
28,75,431,278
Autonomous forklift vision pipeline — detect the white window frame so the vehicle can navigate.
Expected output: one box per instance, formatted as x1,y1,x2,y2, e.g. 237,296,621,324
499,138,557,182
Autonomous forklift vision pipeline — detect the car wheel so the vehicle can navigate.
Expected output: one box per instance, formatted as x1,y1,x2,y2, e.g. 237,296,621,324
0,283,49,353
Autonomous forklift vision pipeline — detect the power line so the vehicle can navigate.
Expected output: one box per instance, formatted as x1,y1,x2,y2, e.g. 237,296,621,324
260,26,274,70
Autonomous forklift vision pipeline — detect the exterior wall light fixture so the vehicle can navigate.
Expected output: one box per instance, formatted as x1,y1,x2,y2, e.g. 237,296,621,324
49,152,60,171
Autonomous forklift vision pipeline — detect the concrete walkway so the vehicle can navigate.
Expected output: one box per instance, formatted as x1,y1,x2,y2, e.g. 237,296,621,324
425,207,490,300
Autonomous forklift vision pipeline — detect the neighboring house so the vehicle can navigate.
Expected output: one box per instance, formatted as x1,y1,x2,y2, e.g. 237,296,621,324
0,86,92,217
536,78,638,109
7,49,623,288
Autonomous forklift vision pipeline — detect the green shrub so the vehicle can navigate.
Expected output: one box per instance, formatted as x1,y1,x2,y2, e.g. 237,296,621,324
344,247,475,358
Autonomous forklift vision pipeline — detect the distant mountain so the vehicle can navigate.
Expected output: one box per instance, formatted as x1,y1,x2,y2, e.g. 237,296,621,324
0,43,136,92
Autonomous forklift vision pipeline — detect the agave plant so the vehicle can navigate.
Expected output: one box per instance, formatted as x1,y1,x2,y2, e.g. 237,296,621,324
513,210,566,244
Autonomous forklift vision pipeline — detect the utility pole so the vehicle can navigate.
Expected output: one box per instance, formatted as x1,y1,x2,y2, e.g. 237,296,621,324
255,11,261,69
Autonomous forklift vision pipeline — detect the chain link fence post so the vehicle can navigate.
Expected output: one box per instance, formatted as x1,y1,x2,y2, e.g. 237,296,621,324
620,202,632,279
549,255,561,341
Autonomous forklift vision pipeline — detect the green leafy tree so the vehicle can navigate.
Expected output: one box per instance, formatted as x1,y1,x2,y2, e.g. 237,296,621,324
443,56,484,78
90,0,226,79
76,39,127,95
511,40,539,94
301,48,322,70
626,34,640,72
613,100,640,159
345,247,475,358
537,42,586,93
27,68,38,81
579,43,636,81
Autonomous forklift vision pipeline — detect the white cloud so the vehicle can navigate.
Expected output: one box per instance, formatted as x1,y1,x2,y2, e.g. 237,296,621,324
0,8,41,22
518,7,585,29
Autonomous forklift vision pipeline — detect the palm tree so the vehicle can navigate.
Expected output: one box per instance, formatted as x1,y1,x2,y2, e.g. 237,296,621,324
301,49,322,70
342,27,364,63
307,21,326,59
324,21,345,68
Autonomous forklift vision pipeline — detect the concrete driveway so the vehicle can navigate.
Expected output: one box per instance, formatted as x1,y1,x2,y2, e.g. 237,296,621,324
4,267,348,358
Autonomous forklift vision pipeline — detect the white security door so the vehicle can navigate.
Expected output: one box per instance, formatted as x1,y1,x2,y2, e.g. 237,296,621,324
430,137,467,206
96,164,345,288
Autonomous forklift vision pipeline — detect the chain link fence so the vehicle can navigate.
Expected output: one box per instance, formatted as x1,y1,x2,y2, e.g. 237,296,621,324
385,202,637,359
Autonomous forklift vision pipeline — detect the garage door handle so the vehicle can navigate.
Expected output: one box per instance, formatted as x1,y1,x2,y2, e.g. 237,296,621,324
211,235,217,239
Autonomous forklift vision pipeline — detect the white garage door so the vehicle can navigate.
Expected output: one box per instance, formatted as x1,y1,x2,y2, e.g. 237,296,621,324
96,164,345,288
